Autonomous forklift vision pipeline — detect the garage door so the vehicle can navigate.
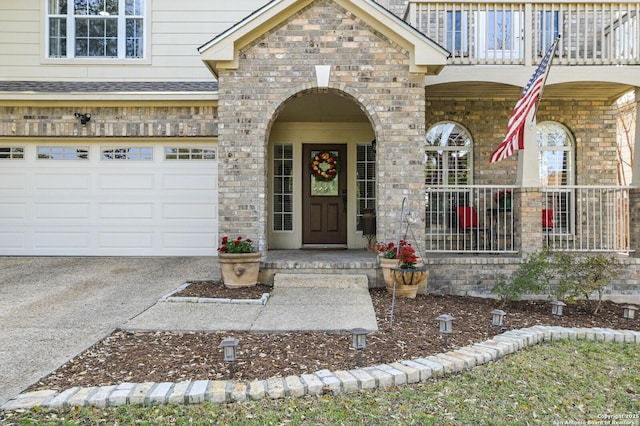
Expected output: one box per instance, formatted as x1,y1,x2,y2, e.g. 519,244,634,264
0,143,218,256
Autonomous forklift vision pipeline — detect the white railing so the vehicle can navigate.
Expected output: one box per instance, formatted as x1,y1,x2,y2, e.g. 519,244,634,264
424,185,631,254
407,1,640,65
425,185,516,253
543,186,631,252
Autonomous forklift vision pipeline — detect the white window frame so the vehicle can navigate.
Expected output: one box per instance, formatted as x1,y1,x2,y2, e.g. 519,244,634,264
425,122,473,231
164,147,217,160
476,11,523,60
45,0,146,60
537,121,574,235
101,147,153,160
0,147,25,159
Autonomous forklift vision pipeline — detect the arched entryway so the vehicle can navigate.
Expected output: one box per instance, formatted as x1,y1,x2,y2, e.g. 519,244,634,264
267,89,376,249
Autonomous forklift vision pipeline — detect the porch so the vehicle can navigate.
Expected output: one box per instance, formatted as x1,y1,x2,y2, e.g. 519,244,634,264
259,183,638,301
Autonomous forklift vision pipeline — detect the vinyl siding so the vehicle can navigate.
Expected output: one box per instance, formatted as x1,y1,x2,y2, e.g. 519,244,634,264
0,0,268,82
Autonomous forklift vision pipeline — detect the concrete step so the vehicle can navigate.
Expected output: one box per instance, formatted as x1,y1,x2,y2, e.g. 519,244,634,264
273,273,369,289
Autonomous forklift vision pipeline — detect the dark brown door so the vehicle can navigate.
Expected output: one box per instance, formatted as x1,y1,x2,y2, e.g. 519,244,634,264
302,144,347,246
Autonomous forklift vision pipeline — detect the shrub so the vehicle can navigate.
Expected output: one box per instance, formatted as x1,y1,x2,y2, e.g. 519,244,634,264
494,248,554,305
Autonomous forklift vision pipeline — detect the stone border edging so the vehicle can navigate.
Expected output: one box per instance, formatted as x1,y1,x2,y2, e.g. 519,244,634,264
3,326,639,411
158,283,270,305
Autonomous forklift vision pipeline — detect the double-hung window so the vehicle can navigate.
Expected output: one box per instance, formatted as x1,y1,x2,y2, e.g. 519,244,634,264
47,0,145,59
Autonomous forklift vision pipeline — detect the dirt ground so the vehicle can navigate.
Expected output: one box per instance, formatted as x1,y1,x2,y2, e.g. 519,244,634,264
27,281,639,392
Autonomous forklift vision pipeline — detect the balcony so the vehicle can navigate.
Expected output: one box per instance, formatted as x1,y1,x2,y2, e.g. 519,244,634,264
406,1,640,66
424,185,631,254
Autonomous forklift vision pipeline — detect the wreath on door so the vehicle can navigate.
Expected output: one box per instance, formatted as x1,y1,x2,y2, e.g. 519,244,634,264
310,151,340,181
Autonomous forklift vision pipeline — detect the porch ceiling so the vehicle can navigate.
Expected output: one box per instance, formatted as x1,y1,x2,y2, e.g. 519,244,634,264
426,81,634,103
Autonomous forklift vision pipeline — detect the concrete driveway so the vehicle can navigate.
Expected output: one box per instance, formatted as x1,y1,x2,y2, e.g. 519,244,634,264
0,257,216,405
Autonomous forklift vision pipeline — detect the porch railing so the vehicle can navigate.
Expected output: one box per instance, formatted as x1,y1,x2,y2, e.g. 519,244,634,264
543,186,631,253
406,1,640,66
425,185,517,253
424,185,631,254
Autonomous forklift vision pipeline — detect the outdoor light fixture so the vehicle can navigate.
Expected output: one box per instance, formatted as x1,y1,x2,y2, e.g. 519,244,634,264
550,300,566,317
437,314,455,334
622,305,638,320
74,112,91,125
218,337,239,379
491,309,506,327
351,328,367,367
437,314,455,348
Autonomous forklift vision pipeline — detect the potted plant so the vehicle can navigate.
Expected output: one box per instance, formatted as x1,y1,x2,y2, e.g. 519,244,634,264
217,236,261,288
389,243,429,299
377,241,402,289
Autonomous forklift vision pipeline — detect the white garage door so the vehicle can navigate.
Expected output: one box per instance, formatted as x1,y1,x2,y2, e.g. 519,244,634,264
0,143,218,256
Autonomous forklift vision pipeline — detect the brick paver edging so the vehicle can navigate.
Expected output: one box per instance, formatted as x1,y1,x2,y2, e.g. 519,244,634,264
3,326,639,411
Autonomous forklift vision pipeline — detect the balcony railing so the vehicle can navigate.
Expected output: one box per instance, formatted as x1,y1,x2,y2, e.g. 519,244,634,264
406,1,640,65
424,185,631,254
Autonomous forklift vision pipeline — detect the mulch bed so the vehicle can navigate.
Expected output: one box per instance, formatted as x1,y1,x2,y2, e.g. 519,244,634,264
27,281,639,392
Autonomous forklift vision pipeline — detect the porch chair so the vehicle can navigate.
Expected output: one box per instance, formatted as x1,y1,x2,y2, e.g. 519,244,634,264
456,206,487,251
542,209,554,245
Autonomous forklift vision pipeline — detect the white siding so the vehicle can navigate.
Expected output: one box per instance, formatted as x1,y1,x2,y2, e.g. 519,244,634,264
0,0,269,82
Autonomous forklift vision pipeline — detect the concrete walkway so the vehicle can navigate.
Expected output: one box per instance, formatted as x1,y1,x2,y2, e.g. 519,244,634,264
0,258,378,406
0,257,217,406
124,273,378,333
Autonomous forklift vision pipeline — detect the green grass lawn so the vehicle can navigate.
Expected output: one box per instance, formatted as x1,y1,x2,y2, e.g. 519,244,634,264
2,340,639,426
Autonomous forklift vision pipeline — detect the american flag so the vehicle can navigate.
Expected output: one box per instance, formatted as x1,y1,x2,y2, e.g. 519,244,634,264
489,36,560,163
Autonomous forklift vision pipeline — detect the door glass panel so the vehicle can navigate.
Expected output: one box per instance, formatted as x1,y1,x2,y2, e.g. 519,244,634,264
310,150,339,196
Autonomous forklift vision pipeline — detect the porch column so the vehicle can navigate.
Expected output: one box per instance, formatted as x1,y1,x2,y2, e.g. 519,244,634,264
514,109,544,255
515,110,541,187
516,188,545,255
629,88,640,257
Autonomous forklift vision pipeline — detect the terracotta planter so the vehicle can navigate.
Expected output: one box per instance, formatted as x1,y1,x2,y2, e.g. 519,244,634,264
218,252,261,288
388,267,429,299
379,257,399,288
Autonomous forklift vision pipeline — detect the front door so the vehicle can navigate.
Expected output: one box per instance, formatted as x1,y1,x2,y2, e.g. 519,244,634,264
302,144,347,246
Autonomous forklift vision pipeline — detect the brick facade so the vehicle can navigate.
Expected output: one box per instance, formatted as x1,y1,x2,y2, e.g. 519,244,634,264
216,0,426,250
0,106,218,138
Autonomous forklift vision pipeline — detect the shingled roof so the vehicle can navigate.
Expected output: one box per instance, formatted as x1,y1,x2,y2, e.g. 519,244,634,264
0,81,218,93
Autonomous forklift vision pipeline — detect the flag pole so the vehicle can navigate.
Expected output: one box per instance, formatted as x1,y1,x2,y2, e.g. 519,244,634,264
529,34,561,127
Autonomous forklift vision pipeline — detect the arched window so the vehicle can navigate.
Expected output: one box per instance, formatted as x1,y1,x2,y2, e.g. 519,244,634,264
425,122,473,231
425,122,473,186
537,121,574,235
537,121,573,186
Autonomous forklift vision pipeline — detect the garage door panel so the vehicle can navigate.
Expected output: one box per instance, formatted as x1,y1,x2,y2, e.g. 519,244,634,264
98,232,154,248
34,232,90,248
99,174,155,190
99,203,155,219
0,232,25,248
0,203,26,219
35,203,90,219
162,173,217,190
35,174,91,191
162,231,216,249
0,174,27,190
162,203,216,220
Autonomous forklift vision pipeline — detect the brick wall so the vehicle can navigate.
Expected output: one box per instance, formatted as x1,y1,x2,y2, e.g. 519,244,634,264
0,106,218,138
217,0,427,250
425,98,619,185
